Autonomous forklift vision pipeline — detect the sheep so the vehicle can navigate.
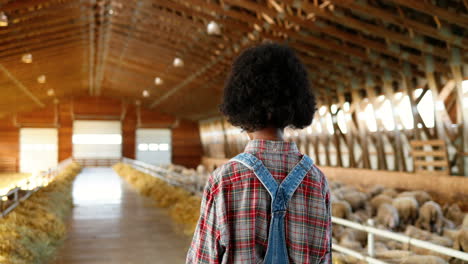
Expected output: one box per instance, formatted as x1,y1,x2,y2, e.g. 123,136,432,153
332,200,352,220
340,228,367,247
392,196,419,227
397,191,432,206
453,228,468,252
416,201,444,234
463,214,468,228
442,204,465,227
367,185,385,198
400,255,448,264
376,203,399,230
381,188,399,198
329,181,343,190
370,194,393,215
350,209,371,223
404,225,453,260
375,250,413,262
342,191,368,211
196,164,207,175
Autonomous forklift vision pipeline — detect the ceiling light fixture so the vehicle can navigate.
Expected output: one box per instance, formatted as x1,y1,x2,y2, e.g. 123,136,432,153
154,77,163,85
0,12,8,27
47,89,55,96
207,21,221,35
37,75,46,84
173,57,184,67
142,90,149,97
22,54,32,63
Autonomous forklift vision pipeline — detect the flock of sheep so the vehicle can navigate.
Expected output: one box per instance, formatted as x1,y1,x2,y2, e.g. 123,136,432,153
330,182,467,264
160,163,467,263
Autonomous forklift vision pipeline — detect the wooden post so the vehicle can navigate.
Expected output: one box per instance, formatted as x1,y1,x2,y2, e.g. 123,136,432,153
351,80,371,169
383,70,406,171
450,48,467,176
366,75,388,170
425,55,445,140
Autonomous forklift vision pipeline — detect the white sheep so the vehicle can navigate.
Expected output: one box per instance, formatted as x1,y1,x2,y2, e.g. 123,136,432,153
397,190,432,206
367,185,385,198
332,200,352,219
342,191,368,211
462,214,468,228
400,255,448,264
416,201,444,234
392,196,419,227
381,188,398,198
376,203,399,230
370,194,393,215
453,228,468,252
442,204,465,227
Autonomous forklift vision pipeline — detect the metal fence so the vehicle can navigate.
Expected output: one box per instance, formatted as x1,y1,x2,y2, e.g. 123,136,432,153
121,158,468,263
0,157,73,218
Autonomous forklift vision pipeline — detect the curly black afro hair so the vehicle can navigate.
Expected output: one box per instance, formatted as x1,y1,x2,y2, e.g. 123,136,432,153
219,43,316,132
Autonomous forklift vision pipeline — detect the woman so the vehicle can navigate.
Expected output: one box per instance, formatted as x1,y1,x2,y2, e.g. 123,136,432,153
186,43,332,263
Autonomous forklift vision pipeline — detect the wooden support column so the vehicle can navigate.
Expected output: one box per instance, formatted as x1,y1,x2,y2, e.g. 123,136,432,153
351,80,371,169
383,70,406,171
402,63,422,141
425,55,445,140
450,48,467,176
366,76,388,170
328,90,343,167
338,84,356,168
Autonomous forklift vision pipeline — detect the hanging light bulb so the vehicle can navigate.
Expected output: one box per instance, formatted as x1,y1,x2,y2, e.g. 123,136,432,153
37,75,46,84
142,90,149,97
154,77,163,85
0,12,8,27
47,89,55,96
207,21,221,35
22,53,32,63
173,57,184,67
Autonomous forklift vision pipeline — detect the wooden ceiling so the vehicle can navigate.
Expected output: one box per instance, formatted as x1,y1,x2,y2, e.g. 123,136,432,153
0,0,467,120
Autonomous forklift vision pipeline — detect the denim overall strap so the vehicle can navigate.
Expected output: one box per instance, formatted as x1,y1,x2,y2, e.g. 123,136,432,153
231,153,314,264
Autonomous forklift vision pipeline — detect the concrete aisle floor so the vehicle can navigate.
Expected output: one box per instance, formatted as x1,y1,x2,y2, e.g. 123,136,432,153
52,168,191,264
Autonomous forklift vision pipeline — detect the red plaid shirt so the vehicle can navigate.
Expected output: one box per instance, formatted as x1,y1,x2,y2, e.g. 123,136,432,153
187,140,332,263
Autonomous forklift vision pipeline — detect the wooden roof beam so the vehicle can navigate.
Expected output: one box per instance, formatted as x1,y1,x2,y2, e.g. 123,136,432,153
388,0,468,29
329,0,468,49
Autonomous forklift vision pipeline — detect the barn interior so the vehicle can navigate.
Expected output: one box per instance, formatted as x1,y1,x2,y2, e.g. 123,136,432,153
0,0,468,263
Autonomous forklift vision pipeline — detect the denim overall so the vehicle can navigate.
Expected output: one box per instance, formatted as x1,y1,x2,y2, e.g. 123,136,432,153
231,153,313,264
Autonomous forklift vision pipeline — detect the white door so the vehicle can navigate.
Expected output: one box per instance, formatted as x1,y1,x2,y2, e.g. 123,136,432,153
20,128,58,173
73,120,122,159
136,129,171,165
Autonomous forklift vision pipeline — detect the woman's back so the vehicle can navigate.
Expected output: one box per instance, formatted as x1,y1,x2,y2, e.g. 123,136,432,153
187,140,331,263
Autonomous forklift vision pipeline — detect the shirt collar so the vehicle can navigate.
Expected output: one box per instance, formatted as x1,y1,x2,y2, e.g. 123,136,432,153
244,139,300,154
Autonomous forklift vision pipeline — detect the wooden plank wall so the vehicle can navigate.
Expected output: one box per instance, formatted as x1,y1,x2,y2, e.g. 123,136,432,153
172,120,203,168
0,117,19,172
58,102,73,161
0,96,203,171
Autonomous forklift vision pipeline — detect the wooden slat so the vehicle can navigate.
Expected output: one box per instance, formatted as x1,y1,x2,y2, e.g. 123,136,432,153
414,160,449,167
411,150,447,157
410,140,446,147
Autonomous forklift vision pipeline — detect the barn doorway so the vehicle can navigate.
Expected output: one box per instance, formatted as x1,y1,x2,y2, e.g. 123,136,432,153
19,128,58,173
72,120,122,159
136,128,171,165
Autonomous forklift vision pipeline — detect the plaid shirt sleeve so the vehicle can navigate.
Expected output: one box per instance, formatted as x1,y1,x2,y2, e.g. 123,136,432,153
320,167,333,263
186,172,226,264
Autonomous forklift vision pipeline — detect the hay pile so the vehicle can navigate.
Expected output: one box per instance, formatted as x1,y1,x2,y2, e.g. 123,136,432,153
0,163,81,264
113,163,202,235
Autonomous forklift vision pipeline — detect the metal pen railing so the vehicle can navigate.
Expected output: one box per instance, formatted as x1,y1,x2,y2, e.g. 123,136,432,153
121,158,468,263
0,157,73,218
